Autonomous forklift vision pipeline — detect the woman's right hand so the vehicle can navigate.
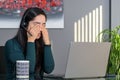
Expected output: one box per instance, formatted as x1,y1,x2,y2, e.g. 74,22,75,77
27,22,41,42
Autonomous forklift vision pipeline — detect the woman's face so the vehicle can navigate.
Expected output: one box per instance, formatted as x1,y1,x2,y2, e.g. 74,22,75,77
28,14,46,39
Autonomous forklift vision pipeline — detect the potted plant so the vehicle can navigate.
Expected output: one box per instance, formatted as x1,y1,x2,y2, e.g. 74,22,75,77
97,25,120,75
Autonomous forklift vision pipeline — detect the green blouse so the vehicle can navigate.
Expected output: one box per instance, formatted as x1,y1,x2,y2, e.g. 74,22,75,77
5,38,54,79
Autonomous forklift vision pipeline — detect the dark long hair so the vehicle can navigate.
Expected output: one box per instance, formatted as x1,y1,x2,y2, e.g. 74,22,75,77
14,7,47,73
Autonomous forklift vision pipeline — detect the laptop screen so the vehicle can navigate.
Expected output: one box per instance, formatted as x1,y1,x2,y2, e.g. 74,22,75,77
65,42,111,79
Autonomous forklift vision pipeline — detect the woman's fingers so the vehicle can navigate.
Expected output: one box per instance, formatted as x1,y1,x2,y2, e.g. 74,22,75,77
27,24,41,38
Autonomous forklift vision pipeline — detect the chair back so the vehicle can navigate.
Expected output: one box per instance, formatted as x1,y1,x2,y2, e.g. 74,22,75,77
0,46,6,74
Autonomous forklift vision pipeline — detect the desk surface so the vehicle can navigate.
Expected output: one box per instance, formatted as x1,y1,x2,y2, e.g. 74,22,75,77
0,74,119,80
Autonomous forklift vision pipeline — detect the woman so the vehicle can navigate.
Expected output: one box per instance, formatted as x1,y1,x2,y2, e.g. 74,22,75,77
5,7,55,79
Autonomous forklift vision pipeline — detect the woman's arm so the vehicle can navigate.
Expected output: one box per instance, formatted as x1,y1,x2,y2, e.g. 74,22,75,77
5,39,24,63
43,45,55,74
26,42,36,73
5,39,36,73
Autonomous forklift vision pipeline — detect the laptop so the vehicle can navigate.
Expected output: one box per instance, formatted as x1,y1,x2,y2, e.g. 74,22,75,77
65,42,111,79
45,42,111,79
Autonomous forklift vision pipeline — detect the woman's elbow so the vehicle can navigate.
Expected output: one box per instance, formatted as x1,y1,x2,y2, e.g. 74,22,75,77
44,64,55,74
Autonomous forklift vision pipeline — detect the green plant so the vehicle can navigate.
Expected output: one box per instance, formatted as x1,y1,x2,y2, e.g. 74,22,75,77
97,25,120,75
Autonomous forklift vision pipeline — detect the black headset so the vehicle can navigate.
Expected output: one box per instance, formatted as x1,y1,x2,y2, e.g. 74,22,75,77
20,10,33,36
21,17,27,28
21,10,29,29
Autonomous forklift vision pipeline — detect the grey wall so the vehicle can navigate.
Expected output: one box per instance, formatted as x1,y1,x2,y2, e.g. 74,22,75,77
0,0,109,75
111,0,120,29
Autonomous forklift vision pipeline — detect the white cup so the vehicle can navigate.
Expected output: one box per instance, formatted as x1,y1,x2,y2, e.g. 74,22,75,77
16,60,29,78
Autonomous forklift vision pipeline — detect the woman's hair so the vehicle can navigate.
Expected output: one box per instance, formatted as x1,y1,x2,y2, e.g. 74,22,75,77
14,7,47,73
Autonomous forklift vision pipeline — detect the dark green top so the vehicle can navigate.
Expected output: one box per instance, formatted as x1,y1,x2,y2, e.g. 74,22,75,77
5,38,54,79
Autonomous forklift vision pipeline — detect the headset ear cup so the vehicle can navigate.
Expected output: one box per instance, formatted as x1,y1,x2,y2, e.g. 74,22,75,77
23,22,27,27
23,22,26,27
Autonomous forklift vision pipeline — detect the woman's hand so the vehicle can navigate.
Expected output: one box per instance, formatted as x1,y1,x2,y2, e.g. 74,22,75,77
27,21,51,45
27,22,41,42
41,26,51,45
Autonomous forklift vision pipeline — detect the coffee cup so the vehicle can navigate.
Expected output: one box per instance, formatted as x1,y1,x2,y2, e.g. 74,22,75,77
16,60,29,78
